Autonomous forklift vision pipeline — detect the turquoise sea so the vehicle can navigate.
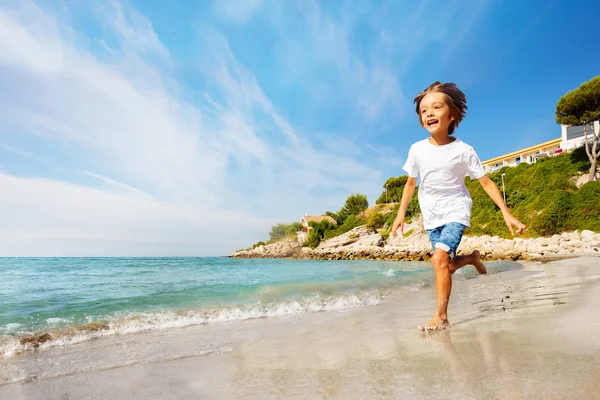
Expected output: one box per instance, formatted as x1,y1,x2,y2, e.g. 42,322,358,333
0,257,519,357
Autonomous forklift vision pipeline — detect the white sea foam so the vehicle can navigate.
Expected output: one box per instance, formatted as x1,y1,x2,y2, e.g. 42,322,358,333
0,288,400,359
0,337,21,358
0,323,22,333
46,318,71,325
0,261,521,359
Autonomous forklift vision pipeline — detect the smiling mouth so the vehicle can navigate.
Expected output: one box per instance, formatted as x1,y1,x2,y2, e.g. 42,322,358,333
427,119,439,127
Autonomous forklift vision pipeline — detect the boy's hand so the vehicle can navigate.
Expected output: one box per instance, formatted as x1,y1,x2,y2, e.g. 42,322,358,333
503,212,525,235
391,219,404,238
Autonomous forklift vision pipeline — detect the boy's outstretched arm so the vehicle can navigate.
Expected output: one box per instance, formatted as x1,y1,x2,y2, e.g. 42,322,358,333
477,175,525,235
391,177,417,238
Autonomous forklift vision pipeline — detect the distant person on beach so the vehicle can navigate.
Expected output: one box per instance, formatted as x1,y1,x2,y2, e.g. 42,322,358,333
391,81,525,332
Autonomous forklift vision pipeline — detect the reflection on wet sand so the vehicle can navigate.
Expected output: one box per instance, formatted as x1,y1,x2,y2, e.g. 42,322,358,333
228,259,599,399
231,315,599,399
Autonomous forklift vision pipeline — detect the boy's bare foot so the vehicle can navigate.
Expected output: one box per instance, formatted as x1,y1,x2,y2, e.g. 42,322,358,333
417,315,450,332
472,250,487,275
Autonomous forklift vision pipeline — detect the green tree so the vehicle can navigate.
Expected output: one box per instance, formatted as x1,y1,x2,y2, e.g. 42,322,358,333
269,222,303,241
555,76,600,181
322,214,363,240
337,193,369,224
376,176,409,204
325,210,339,221
285,222,302,236
269,223,288,241
306,220,336,249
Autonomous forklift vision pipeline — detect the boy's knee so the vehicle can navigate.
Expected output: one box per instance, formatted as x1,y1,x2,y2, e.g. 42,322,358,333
432,250,450,270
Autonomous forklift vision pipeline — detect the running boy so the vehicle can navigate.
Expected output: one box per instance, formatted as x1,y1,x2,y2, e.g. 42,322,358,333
391,81,525,332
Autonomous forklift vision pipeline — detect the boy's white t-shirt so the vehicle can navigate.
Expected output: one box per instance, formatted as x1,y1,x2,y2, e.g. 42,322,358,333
402,138,486,230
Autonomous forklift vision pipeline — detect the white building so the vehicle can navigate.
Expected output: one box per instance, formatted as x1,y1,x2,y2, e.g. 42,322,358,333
482,122,599,174
561,121,600,151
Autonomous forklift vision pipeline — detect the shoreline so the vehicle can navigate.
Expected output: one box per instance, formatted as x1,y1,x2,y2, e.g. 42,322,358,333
231,225,600,261
1,256,599,399
1,259,521,360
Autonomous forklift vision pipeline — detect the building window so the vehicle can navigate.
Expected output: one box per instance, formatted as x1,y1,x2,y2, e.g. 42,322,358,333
516,156,521,165
566,124,592,141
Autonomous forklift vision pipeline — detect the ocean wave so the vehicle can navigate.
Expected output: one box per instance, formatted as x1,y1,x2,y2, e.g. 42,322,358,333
0,260,521,359
0,287,413,359
0,323,22,333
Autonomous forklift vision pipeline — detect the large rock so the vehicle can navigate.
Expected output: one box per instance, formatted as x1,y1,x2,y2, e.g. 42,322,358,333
310,226,385,260
581,230,595,242
20,332,53,348
233,224,599,261
232,238,302,258
316,226,383,251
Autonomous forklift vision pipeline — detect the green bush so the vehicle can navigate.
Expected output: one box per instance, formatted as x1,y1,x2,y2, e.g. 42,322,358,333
465,148,593,237
384,203,401,228
366,212,386,229
323,214,364,240
382,196,421,227
405,194,421,220
571,180,600,232
306,220,337,249
285,222,302,236
530,191,574,236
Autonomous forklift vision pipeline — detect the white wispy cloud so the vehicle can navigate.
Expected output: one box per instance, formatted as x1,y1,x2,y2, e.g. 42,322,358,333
0,0,387,256
0,0,496,256
82,171,149,198
213,0,263,22
270,0,494,132
271,1,406,132
0,143,45,163
106,0,172,60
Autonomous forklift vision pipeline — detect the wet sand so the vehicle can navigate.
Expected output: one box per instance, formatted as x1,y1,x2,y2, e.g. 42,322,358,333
1,256,599,399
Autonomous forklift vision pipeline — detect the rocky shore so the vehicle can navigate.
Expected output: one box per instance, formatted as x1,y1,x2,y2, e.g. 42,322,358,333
231,218,600,261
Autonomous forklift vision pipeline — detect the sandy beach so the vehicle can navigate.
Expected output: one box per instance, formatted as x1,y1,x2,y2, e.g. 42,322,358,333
1,256,599,399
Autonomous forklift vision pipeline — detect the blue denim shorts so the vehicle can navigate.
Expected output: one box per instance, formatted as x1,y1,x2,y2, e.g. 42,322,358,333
426,222,467,259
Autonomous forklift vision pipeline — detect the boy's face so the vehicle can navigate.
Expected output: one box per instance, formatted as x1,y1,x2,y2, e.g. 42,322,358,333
419,92,455,135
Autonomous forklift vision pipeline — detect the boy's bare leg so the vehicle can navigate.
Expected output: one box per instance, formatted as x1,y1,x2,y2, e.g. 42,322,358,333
419,249,452,331
448,250,487,275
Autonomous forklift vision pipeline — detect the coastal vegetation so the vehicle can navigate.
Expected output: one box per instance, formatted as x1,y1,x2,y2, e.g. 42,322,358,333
372,145,598,240
268,222,303,242
249,222,303,249
324,193,369,225
306,194,369,249
249,144,598,250
466,145,599,237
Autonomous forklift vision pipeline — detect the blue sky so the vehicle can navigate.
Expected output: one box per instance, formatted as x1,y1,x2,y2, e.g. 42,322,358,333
0,0,598,256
